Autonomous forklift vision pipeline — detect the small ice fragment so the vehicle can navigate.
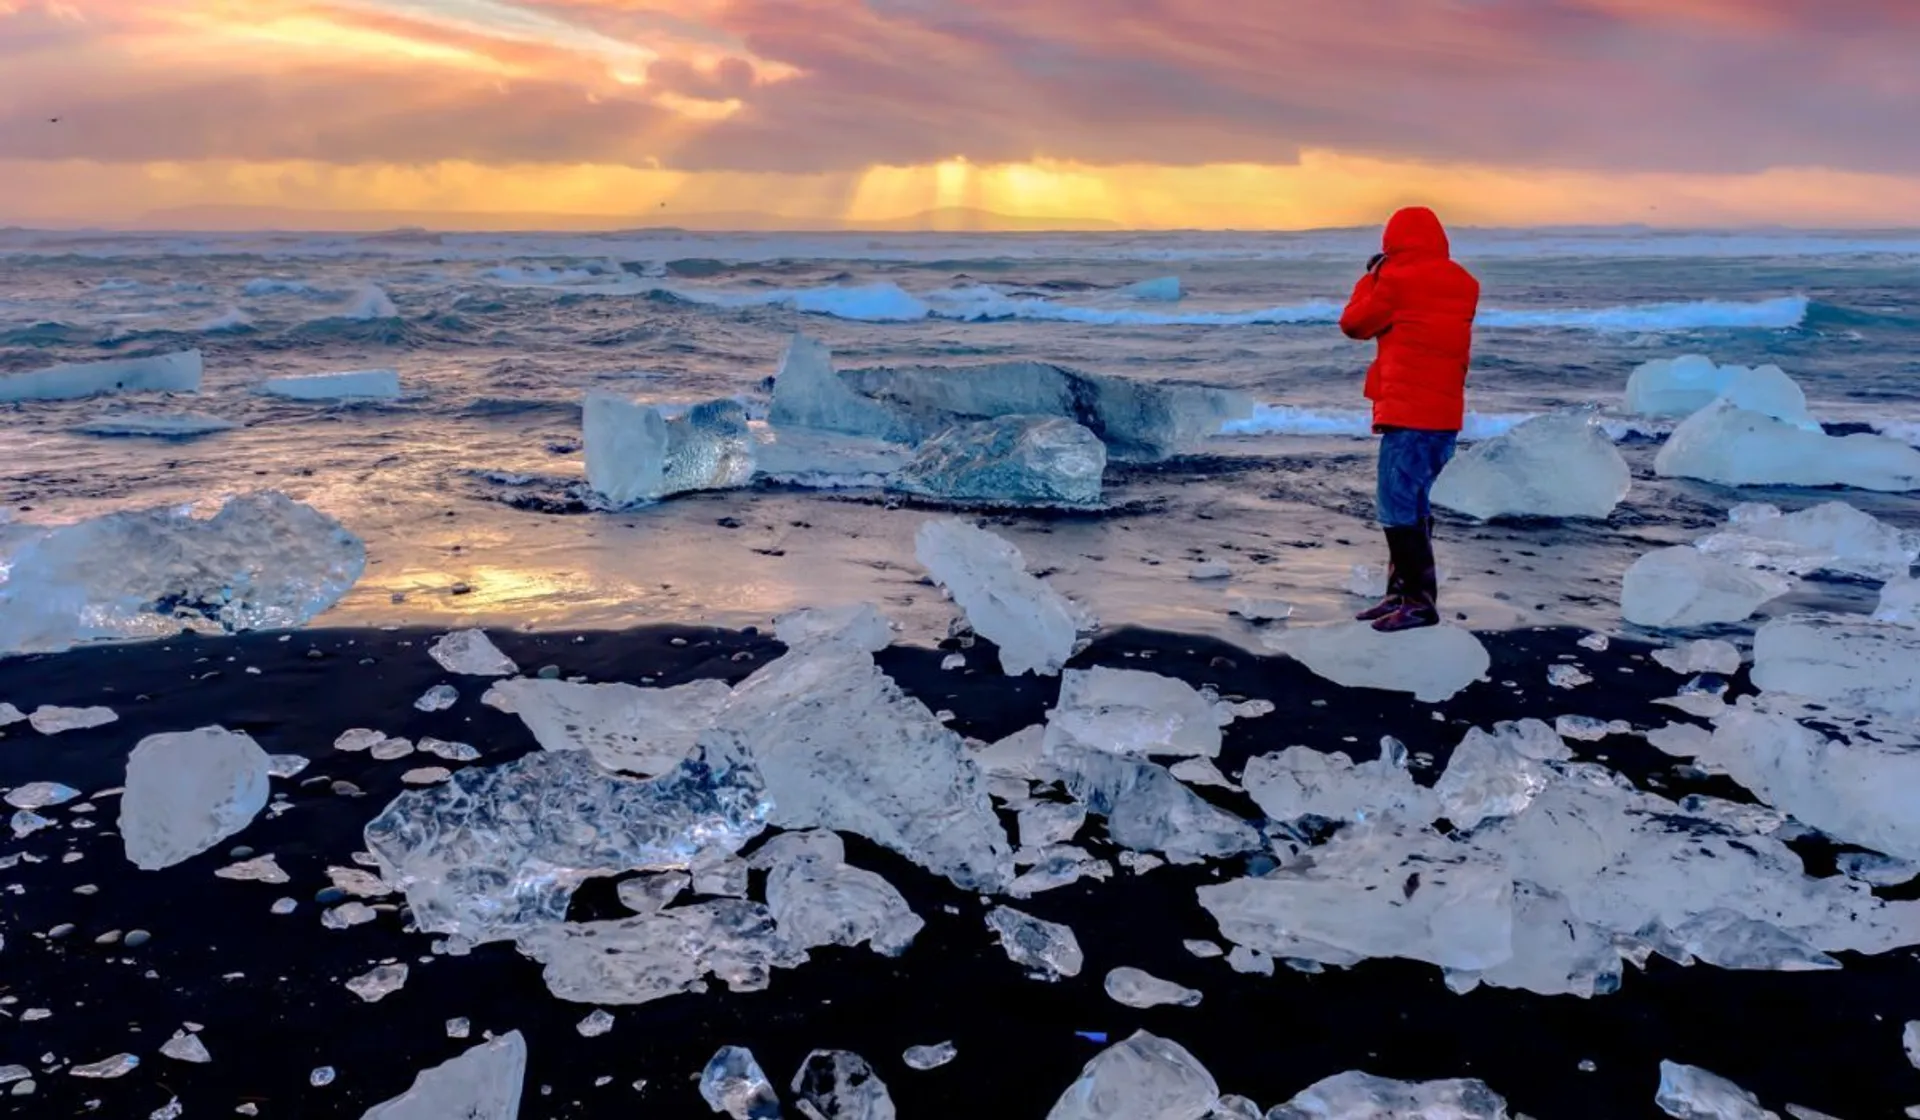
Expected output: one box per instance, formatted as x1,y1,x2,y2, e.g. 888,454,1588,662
1049,743,1260,863
371,737,415,761
271,897,297,915
577,1009,615,1038
70,1054,139,1079
617,871,691,915
1189,561,1232,581
1045,1031,1218,1120
0,703,25,726
773,603,895,654
160,1031,211,1063
415,684,459,712
29,706,118,735
346,963,409,1002
266,754,310,778
791,1050,896,1120
891,415,1106,507
362,1032,526,1120
759,830,925,955
1268,1071,1509,1120
0,1067,28,1086
334,728,385,753
1185,940,1223,959
1226,946,1273,976
1226,593,1293,622
418,737,481,762
447,1017,471,1038
1435,719,1571,830
322,902,377,929
1656,1061,1777,1120
986,906,1084,980
401,767,452,785
1045,666,1226,759
150,1098,184,1120
4,782,80,809
428,630,518,677
941,653,966,670
481,676,731,776
216,854,290,884
1103,967,1202,1009
1019,802,1088,848
1547,664,1592,690
1578,633,1611,652
1653,639,1742,675
692,850,752,898
10,810,52,838
121,727,272,871
327,866,392,897
1904,1021,1920,1069
1263,622,1490,703
915,518,1089,677
903,1043,957,1071
1555,715,1626,742
1209,1095,1263,1119
701,1046,781,1119
1168,757,1233,791
1349,564,1389,599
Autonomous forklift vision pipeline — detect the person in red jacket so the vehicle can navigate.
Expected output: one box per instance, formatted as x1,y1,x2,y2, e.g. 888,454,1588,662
1339,206,1480,632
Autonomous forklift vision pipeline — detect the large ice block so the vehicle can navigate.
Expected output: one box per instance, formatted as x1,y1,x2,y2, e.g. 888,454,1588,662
0,491,366,656
1449,881,1622,998
257,370,400,400
1045,1032,1218,1120
483,677,732,775
915,518,1089,677
1707,710,1920,861
889,415,1107,507
791,1050,897,1120
1049,741,1262,863
584,393,755,508
1044,666,1226,760
1240,745,1439,827
1655,400,1920,491
1752,614,1920,720
1625,355,1817,429
1877,576,1920,625
361,1032,526,1120
758,830,925,956
0,349,202,401
1620,547,1792,629
518,900,804,1005
1696,501,1917,580
1262,623,1489,703
1434,720,1573,831
1431,410,1631,520
1266,1070,1509,1120
120,727,272,871
768,334,908,442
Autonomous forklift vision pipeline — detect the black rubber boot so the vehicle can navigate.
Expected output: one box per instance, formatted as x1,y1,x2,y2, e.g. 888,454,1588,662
1372,528,1441,632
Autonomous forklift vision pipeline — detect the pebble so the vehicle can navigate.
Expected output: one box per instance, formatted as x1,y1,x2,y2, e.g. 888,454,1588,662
537,665,561,679
124,930,151,948
450,582,473,596
310,1066,336,1087
72,885,98,896
331,781,365,798
10,1081,33,1096
271,898,298,915
315,887,348,905
47,923,75,940
230,845,255,859
306,648,325,660
95,930,122,946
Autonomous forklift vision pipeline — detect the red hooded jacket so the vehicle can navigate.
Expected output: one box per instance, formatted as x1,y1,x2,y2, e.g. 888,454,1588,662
1339,207,1480,432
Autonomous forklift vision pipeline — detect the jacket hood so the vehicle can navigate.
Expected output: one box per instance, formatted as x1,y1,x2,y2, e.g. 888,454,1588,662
1383,206,1450,257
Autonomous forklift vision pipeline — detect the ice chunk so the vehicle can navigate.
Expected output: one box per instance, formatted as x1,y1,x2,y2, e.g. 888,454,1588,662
702,1046,782,1119
1435,720,1573,831
363,738,770,947
1241,745,1438,827
1655,1061,1777,1120
584,393,755,508
414,684,458,712
429,629,518,677
1697,501,1918,580
69,1054,140,1079
1020,801,1089,848
0,349,201,401
1009,844,1112,897
0,703,22,726
1654,639,1743,675
216,854,290,883
418,737,479,762
1836,851,1916,887
1104,967,1203,1009
28,705,119,734
74,411,237,438
1226,593,1293,622
1626,355,1817,429
1262,623,1490,703
362,1032,526,1120
520,899,804,1004
1124,277,1182,301
1267,1070,1509,1120
1655,399,1920,492
121,727,271,871
1667,908,1840,971
328,866,393,897
1044,667,1226,759
890,415,1106,507
159,1032,211,1064
719,648,1014,891
258,370,399,400
346,963,409,1002
1045,1031,1218,1120
1621,547,1792,629
1169,758,1236,790
774,603,894,653
1555,715,1630,742
970,724,1051,780
1449,881,1621,998
267,753,311,777
483,677,730,775
617,870,690,914
0,492,366,655
903,1042,957,1071
1905,1021,1920,1068
769,334,908,443
758,830,925,956
1708,709,1920,862
915,518,1088,677
792,1051,896,1120
1209,1096,1262,1120
4,781,80,809
986,905,1084,980
1049,741,1261,863
692,848,751,897
1876,576,1920,625
1431,410,1630,520
1752,614,1920,720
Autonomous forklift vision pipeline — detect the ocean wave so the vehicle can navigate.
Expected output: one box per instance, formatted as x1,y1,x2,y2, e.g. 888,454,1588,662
242,278,319,297
197,308,253,333
1222,405,1671,442
1478,296,1808,332
341,283,398,320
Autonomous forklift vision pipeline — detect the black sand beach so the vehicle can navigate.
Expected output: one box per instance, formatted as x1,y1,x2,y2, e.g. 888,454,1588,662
3,621,1918,1118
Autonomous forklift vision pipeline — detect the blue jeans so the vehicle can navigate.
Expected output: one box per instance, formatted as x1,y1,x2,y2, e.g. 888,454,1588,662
1376,427,1458,528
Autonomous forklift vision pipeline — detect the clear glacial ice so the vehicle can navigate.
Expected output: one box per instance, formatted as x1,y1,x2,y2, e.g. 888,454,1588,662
1046,1031,1219,1120
1626,354,1818,430
0,349,202,401
120,727,272,871
1431,409,1631,521
1656,399,1920,491
916,518,1089,677
584,392,757,508
1621,547,1793,629
257,369,400,400
889,414,1107,507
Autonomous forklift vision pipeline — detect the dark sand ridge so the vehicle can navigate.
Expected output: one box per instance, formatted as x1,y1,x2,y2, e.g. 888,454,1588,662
1,621,1916,1118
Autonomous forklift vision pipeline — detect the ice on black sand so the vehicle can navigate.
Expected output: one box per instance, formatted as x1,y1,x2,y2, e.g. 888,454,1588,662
915,518,1091,677
160,1031,211,1064
701,1046,781,1119
1046,1031,1217,1120
985,906,1083,980
1656,397,1920,492
428,629,519,676
792,1050,896,1120
415,684,458,712
889,414,1107,507
346,963,409,1002
1104,967,1202,1009
3,781,80,809
1621,547,1791,629
27,706,118,734
121,727,271,871
361,1031,526,1120
482,676,731,776
1655,1061,1775,1120
1044,667,1227,759
1431,409,1631,521
902,1043,957,1071
1262,622,1489,703
1267,1070,1509,1120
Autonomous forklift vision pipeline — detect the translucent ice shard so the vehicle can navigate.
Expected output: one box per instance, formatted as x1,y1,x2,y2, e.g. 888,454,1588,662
768,334,906,442
1707,709,1920,861
719,648,1014,892
1049,741,1261,863
1431,410,1630,521
1447,881,1621,998
0,703,22,726
27,705,118,734
1654,639,1742,675
1267,1070,1509,1120
617,871,690,914
4,782,80,810
1434,720,1572,831
363,737,770,947
346,963,409,1002
519,900,806,1005
1667,909,1840,971
428,629,518,676
121,727,271,871
0,349,202,402
414,684,458,713
1655,1061,1777,1120
1104,967,1203,1009
584,393,755,508
774,603,895,653
576,1009,615,1037
1752,614,1920,720
903,1043,957,1071
1698,500,1918,580
1043,667,1226,759
915,518,1088,677
216,854,289,883
1045,1031,1218,1120
1905,1021,1920,1068
1621,547,1793,629
758,830,925,956
890,415,1106,507
483,677,731,776
160,1031,212,1064
1199,820,1514,972
1262,623,1489,703
792,1050,896,1120
258,370,400,400
1241,745,1439,827
986,905,1085,980
361,1031,526,1120
701,1046,782,1120
0,492,365,655
1019,802,1088,848
1655,399,1920,492
69,1054,140,1079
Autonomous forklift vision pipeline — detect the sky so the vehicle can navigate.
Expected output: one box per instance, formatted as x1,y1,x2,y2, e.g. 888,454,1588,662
1,0,1917,229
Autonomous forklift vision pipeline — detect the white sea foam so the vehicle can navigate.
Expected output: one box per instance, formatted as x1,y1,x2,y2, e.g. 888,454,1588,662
341,284,398,320
1221,405,1670,442
197,308,252,332
1478,296,1808,332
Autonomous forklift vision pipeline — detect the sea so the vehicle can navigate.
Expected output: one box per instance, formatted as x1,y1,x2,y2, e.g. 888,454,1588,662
3,224,1918,647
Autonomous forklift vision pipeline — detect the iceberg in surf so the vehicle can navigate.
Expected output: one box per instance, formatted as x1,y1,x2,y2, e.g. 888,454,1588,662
1430,409,1630,520
0,349,202,402
1625,354,1818,430
72,411,237,438
890,415,1107,507
257,369,400,400
583,393,756,508
0,492,366,655
1121,276,1182,301
1655,399,1920,492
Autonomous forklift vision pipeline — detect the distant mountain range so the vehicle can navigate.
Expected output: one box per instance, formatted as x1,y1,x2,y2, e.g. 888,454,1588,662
128,204,1124,234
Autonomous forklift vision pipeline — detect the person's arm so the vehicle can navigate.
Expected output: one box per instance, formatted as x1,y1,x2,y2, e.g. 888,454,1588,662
1339,271,1395,340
